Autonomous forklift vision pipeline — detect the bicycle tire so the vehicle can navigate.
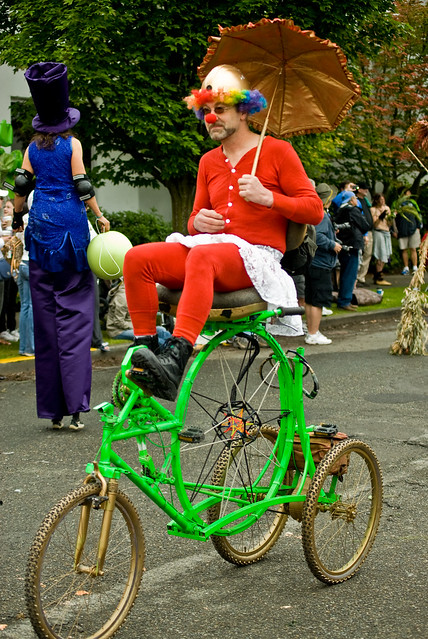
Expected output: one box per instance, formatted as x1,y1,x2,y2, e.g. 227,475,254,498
26,482,145,639
301,439,382,584
207,425,290,565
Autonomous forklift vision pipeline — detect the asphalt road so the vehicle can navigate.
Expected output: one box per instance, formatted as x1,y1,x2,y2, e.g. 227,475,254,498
0,315,427,639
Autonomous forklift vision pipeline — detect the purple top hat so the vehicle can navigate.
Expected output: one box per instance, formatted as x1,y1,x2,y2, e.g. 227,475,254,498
25,62,80,134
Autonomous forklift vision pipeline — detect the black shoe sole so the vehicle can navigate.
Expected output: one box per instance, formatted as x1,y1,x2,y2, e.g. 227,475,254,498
130,349,178,401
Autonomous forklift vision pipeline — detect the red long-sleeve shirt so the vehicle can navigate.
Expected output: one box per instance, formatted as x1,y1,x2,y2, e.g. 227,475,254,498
188,136,323,253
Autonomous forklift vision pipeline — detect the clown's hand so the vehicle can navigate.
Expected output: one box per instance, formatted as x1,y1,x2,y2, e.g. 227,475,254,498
238,174,273,207
193,209,225,233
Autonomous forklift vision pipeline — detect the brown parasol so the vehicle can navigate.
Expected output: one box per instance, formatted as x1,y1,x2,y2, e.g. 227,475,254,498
198,18,360,248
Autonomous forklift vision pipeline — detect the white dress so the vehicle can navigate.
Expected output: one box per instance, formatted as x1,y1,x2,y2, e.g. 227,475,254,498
166,232,303,336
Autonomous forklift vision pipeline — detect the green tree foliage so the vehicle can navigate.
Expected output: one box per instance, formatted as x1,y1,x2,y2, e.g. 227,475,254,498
107,209,172,246
0,0,400,230
320,0,428,205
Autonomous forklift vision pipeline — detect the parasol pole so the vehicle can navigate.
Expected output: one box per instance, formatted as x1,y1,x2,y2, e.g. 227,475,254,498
406,146,428,173
251,71,282,176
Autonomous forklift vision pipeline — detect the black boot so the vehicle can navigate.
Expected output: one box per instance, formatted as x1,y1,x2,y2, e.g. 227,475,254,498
132,334,159,353
129,336,193,401
126,335,160,392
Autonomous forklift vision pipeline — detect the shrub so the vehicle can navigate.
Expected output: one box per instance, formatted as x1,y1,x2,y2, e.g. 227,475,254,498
103,208,173,246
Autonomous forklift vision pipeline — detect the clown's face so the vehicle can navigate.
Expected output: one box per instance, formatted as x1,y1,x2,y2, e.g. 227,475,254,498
202,102,244,141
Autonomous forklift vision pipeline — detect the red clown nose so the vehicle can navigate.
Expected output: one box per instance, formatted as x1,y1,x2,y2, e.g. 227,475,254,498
205,113,217,124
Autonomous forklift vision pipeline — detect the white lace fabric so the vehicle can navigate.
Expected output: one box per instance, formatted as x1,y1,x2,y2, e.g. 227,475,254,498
166,232,303,336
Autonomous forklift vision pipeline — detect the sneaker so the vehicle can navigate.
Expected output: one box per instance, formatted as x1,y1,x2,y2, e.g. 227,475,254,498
412,265,418,272
19,352,34,357
52,419,63,430
305,331,332,345
322,307,333,316
401,267,409,275
10,329,19,339
99,341,110,352
69,418,85,431
376,278,392,286
0,330,18,342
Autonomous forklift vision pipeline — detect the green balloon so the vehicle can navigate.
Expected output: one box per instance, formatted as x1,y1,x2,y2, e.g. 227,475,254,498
87,231,133,279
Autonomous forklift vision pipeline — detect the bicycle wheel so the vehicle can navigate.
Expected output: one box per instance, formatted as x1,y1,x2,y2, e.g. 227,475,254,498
207,425,290,565
259,354,280,389
301,439,382,584
181,329,291,502
26,482,145,639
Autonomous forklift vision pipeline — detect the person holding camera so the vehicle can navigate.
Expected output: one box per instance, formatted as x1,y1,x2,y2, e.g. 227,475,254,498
334,191,372,310
304,183,342,344
330,180,358,215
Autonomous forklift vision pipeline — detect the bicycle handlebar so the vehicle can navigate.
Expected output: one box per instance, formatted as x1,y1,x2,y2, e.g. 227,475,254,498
277,306,305,317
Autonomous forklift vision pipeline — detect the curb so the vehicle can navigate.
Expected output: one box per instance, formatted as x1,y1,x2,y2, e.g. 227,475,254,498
322,306,402,326
0,344,129,375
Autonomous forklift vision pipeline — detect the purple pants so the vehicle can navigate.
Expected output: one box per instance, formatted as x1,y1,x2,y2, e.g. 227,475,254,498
29,261,94,420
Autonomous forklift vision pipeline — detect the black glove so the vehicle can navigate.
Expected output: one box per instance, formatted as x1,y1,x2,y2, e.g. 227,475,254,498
12,209,24,230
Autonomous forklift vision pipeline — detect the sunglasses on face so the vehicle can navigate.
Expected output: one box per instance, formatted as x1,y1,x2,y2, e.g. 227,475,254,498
201,105,232,116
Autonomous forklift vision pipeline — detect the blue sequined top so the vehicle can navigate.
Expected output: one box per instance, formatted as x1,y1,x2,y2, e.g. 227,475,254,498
26,135,90,272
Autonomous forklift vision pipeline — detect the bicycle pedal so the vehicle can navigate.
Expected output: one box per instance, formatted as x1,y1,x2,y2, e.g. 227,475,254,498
313,423,338,436
125,369,153,396
178,427,205,443
127,365,147,377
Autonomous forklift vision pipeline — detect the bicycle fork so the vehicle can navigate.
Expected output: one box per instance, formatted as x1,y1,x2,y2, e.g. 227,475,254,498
74,467,118,577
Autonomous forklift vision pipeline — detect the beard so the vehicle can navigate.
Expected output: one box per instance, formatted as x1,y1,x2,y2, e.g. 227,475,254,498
208,123,237,141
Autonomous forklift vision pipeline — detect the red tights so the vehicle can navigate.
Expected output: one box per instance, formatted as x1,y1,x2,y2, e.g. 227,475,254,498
123,242,253,344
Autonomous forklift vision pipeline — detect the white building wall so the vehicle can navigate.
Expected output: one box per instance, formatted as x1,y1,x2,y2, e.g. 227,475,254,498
0,65,29,150
0,64,172,221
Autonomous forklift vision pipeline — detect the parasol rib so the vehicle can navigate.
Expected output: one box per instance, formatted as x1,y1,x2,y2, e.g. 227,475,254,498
251,72,282,176
406,146,428,173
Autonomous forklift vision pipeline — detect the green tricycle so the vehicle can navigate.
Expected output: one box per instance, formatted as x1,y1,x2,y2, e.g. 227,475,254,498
26,287,383,639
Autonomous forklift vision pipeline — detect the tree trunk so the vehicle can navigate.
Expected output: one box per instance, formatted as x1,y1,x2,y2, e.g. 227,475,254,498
165,175,197,234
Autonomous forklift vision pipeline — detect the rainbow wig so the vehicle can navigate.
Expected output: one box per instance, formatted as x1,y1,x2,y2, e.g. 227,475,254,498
184,88,267,121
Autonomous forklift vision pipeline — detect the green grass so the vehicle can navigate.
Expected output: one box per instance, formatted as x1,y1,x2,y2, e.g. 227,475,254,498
331,285,406,316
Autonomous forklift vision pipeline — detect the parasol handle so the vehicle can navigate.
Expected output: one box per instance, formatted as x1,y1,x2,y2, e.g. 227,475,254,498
251,72,282,176
406,146,428,173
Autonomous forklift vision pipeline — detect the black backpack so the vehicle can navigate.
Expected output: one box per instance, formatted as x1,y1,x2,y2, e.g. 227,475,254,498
280,225,317,276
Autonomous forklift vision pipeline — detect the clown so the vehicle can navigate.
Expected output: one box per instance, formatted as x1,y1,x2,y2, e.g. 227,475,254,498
124,65,323,401
184,64,267,128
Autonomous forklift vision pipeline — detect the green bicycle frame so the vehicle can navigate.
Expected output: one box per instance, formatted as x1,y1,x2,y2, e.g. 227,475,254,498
86,309,319,541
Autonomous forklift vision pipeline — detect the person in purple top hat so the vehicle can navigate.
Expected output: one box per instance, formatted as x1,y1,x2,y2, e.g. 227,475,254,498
11,62,110,431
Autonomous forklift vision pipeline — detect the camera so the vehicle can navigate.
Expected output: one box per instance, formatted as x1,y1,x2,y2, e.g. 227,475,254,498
333,221,351,231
